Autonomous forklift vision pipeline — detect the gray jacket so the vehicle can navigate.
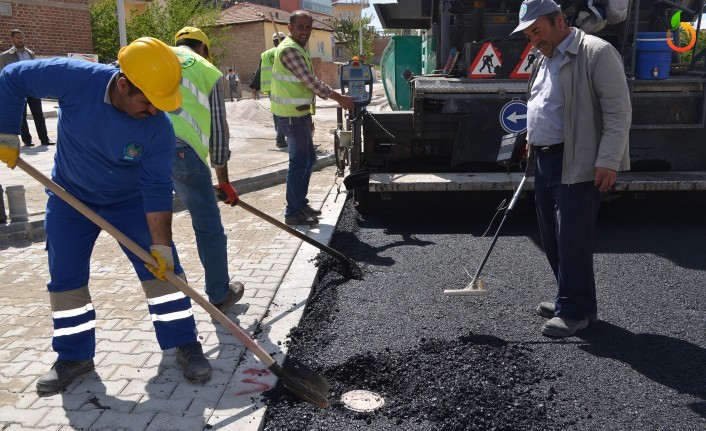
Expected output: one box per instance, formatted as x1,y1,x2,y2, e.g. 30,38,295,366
529,29,631,184
0,46,36,72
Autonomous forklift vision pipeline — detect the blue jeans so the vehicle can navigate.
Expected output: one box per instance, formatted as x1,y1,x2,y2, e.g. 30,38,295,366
534,151,602,320
273,114,286,145
172,145,230,303
275,114,317,218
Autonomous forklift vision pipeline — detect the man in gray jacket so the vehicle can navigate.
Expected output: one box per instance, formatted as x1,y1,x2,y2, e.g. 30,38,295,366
511,0,631,337
0,29,55,146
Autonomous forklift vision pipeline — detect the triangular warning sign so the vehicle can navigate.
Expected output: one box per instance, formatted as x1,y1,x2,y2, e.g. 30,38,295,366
469,43,502,78
510,43,537,79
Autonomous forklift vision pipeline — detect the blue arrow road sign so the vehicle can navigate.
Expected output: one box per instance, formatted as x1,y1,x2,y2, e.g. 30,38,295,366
499,100,528,134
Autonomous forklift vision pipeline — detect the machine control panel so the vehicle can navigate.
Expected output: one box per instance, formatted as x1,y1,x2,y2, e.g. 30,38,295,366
340,59,373,106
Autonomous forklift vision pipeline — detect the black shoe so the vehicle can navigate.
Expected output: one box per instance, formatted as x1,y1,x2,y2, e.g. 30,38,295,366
41,140,56,146
176,341,212,383
213,282,245,312
285,211,319,226
302,204,322,217
23,142,34,147
276,140,287,149
36,359,95,393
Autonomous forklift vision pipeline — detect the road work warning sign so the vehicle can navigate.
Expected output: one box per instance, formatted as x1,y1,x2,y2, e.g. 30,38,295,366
509,44,536,79
469,43,503,78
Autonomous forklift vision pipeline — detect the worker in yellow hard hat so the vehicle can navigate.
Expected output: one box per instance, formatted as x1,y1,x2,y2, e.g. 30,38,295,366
166,26,246,335
0,36,212,393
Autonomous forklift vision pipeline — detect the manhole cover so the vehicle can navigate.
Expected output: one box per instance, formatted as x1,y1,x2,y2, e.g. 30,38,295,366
341,390,385,412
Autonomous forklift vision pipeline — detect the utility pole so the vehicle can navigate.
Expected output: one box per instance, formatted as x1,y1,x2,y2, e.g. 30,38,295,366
359,19,363,56
116,0,127,48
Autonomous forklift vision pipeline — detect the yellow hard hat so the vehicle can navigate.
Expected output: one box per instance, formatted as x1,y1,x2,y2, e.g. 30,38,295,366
175,26,211,51
118,37,182,112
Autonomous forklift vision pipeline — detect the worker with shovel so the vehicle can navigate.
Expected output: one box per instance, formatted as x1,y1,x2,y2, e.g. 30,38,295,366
0,37,213,392
170,26,246,313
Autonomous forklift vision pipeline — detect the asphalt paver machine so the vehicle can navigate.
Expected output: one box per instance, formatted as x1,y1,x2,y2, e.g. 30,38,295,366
338,0,706,211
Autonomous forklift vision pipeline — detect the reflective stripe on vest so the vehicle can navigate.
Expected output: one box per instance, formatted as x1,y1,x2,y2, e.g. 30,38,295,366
271,37,314,117
168,46,221,166
260,47,277,94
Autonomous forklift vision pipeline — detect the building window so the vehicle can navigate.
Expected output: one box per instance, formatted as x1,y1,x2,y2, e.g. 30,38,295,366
318,41,325,54
336,47,344,57
340,11,359,20
302,0,332,14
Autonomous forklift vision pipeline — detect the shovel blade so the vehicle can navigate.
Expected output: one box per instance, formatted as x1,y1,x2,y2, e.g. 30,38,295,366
269,358,331,408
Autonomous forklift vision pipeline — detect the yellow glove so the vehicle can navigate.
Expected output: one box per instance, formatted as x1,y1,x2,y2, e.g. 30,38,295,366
0,133,20,169
144,245,174,280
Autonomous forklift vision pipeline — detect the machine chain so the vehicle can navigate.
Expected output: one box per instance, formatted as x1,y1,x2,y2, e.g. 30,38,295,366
359,109,401,144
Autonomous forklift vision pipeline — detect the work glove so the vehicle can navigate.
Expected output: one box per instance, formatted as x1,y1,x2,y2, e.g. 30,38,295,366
0,133,20,169
218,182,239,206
145,245,174,281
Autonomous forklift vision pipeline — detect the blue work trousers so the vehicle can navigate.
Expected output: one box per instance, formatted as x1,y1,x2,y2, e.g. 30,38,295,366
275,114,317,218
172,145,230,304
534,151,603,320
45,194,195,360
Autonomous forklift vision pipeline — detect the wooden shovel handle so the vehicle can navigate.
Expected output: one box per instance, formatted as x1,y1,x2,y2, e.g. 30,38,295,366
15,157,276,367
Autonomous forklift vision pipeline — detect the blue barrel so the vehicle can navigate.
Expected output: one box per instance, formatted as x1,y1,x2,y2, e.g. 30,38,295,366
635,32,672,79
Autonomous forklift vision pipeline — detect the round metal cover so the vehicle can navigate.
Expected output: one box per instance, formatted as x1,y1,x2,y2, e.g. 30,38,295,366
341,390,385,412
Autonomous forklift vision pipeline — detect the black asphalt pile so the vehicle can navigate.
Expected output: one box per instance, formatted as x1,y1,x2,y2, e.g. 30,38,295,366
264,196,706,430
265,334,565,430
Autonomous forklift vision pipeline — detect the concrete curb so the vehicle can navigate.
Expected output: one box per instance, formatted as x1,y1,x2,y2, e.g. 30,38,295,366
0,154,336,245
207,175,347,430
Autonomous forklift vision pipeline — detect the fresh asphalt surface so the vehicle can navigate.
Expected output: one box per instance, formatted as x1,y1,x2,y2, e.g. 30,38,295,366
262,194,706,430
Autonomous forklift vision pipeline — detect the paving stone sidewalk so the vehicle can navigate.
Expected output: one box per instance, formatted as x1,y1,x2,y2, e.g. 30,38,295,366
0,96,353,430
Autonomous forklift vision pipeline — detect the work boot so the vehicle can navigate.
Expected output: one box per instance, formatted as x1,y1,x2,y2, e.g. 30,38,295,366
36,359,95,393
536,301,598,323
285,211,319,226
302,204,322,217
176,342,212,383
541,317,589,338
213,282,245,312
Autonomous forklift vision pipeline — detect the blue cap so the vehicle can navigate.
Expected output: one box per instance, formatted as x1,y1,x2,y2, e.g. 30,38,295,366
511,0,562,34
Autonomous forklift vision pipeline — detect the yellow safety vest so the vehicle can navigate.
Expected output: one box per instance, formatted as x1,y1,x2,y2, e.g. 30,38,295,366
168,46,221,166
260,47,277,94
271,37,314,117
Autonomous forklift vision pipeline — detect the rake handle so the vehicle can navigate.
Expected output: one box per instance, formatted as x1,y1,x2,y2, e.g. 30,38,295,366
15,157,276,368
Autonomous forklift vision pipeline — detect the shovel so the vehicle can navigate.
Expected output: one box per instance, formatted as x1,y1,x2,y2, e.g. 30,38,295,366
15,157,331,408
214,187,363,279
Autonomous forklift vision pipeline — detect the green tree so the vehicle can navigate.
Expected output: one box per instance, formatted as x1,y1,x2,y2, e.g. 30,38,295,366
680,29,706,64
333,16,377,61
89,0,227,64
89,0,120,63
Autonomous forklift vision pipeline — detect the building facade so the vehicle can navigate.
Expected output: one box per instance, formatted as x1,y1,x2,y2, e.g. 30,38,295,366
0,0,93,57
214,2,336,89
